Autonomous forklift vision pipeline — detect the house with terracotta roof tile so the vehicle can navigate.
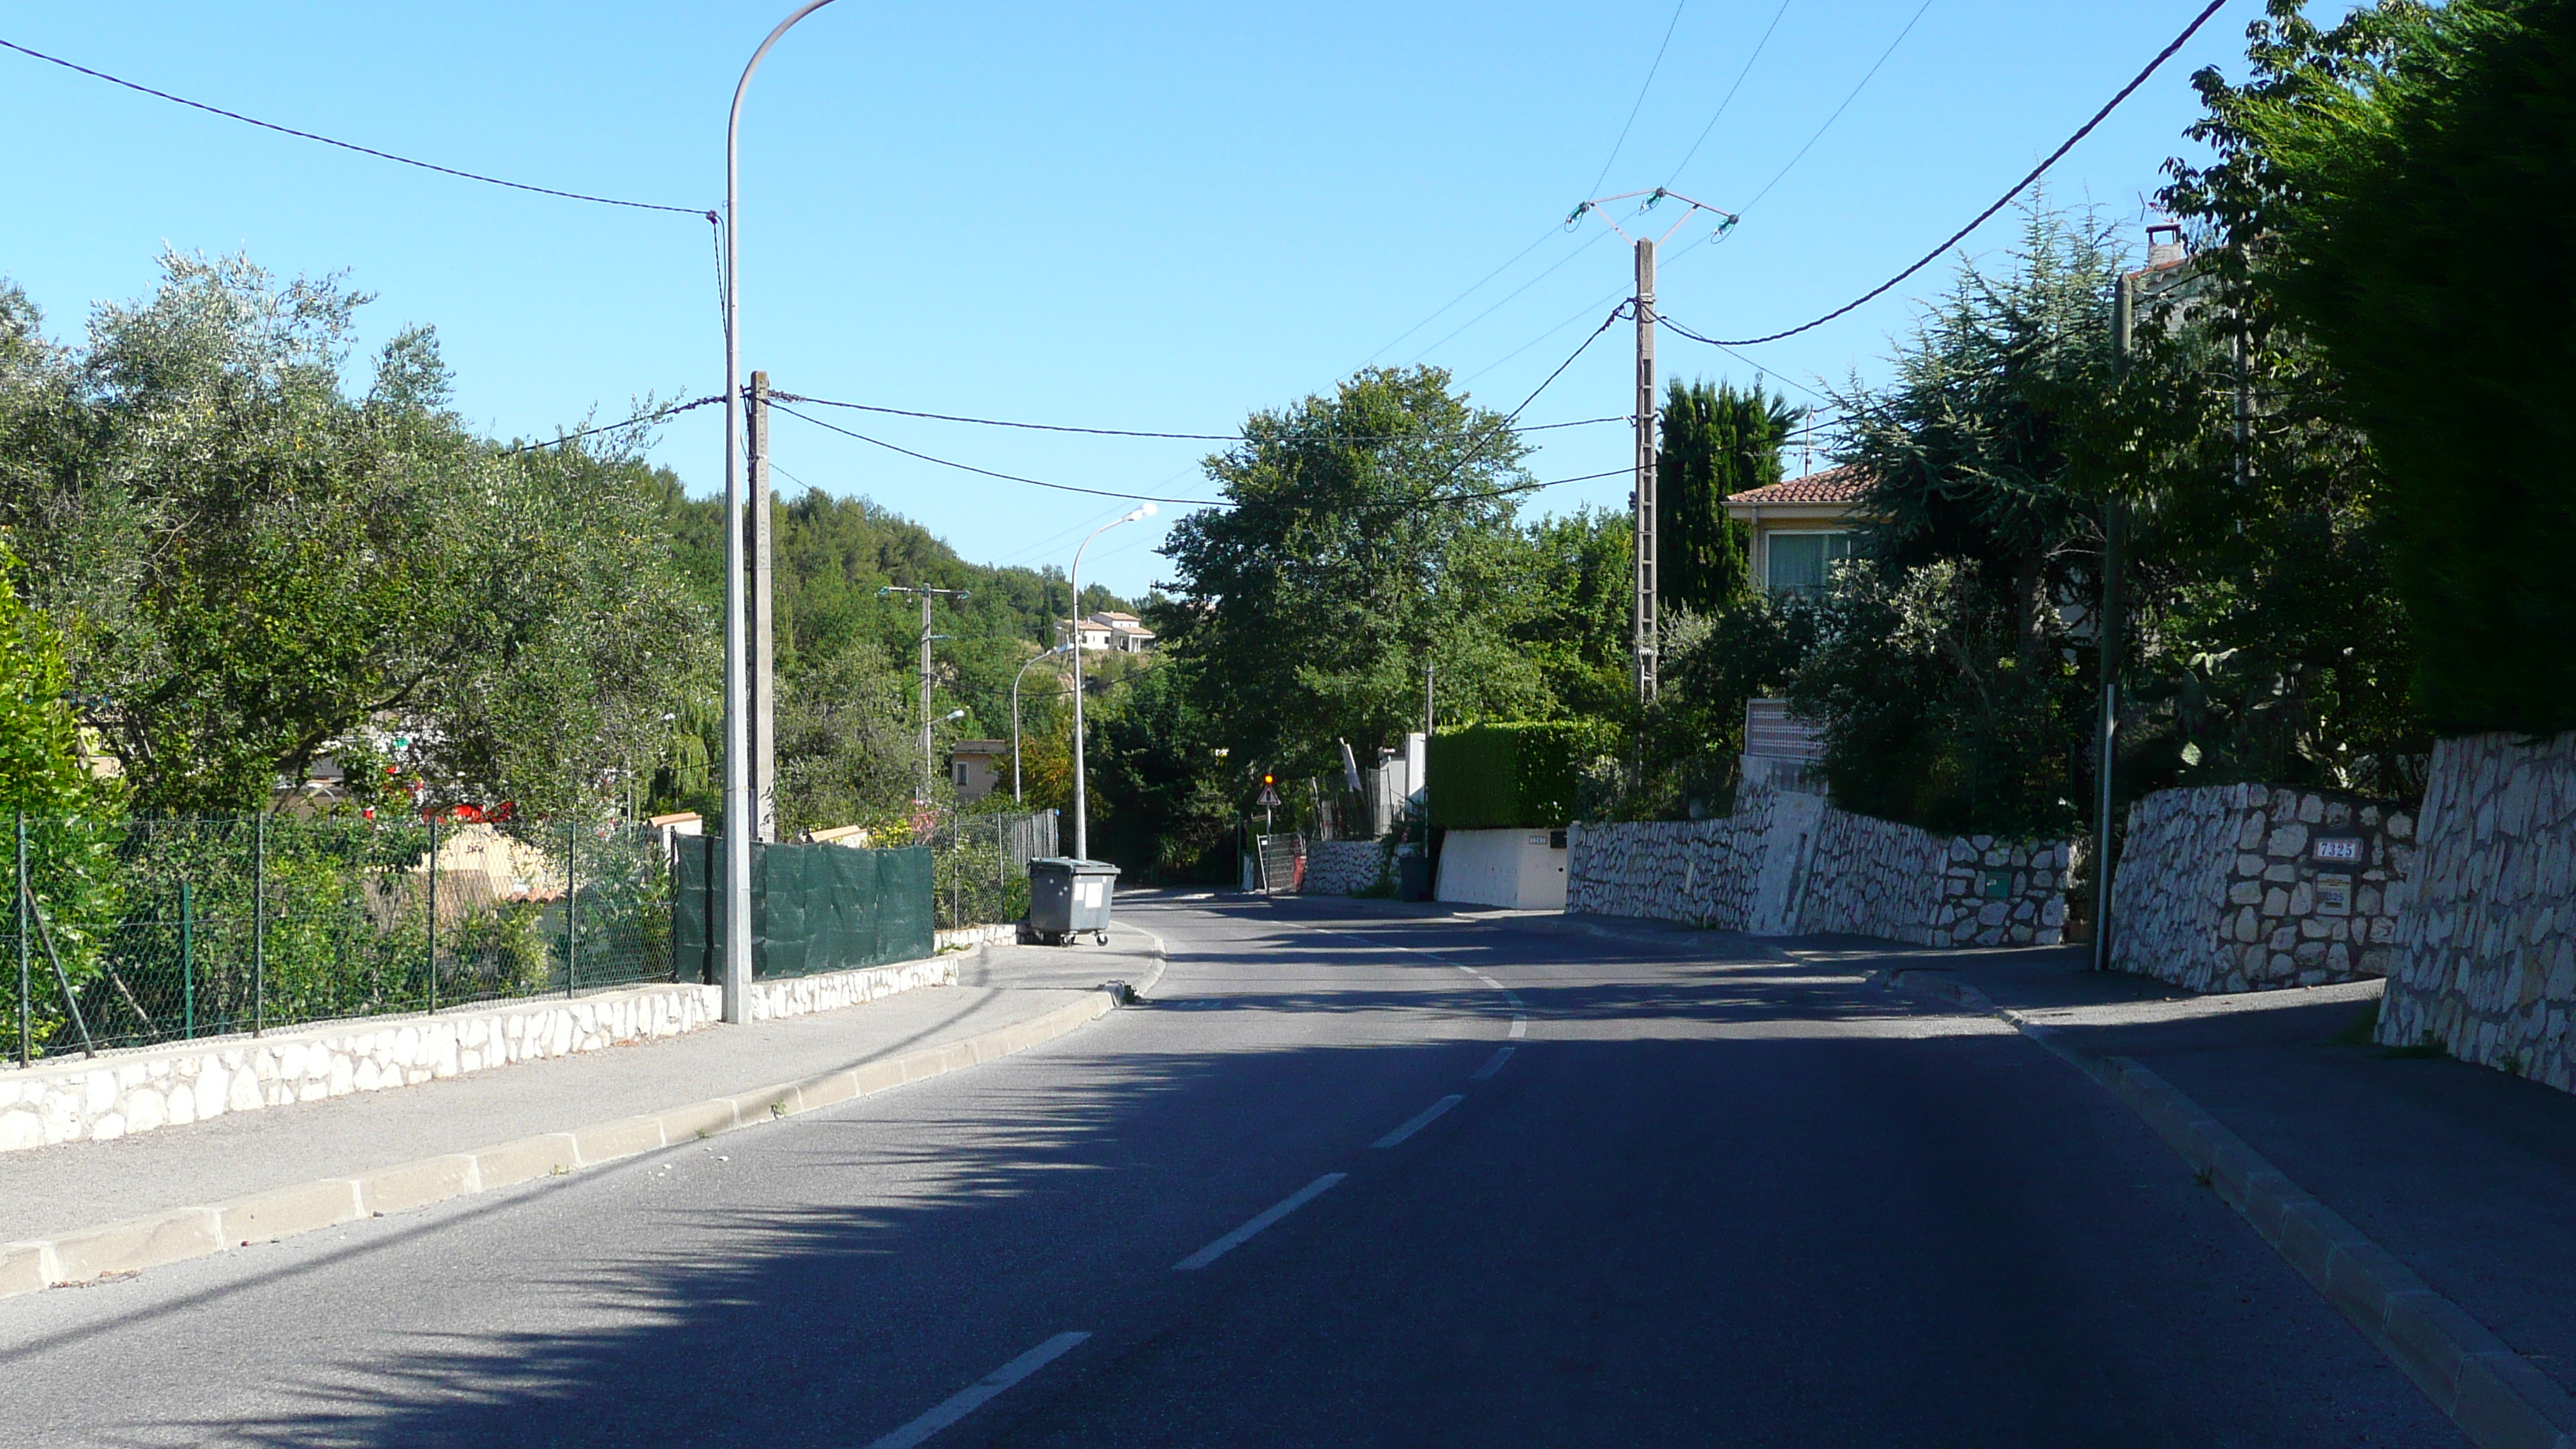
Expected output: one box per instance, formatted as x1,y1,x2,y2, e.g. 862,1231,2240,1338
1721,464,1869,596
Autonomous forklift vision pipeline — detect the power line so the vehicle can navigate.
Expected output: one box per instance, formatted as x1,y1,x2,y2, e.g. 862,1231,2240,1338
1735,0,1936,216
770,400,1627,511
496,394,724,454
1407,230,1609,365
1361,226,1565,366
1586,0,1690,200
1663,0,1794,184
767,390,1631,441
1663,0,2233,348
761,301,1632,532
775,394,1233,440
0,36,709,218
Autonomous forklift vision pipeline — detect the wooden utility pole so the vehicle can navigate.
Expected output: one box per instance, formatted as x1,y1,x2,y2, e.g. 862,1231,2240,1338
747,371,777,842
2092,274,2134,971
1633,238,1660,703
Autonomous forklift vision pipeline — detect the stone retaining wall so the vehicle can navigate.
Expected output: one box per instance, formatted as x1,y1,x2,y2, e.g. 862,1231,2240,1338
2379,732,2576,1094
1568,787,2064,946
2111,785,2412,992
1565,788,1777,929
1302,839,1391,896
0,957,956,1154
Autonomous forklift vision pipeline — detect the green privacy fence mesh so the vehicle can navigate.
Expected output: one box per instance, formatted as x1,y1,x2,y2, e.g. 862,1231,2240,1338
6,813,671,1067
670,838,935,984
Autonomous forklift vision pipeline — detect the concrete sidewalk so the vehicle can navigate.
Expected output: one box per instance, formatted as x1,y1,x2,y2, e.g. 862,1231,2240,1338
0,933,1159,1248
1896,947,2576,1408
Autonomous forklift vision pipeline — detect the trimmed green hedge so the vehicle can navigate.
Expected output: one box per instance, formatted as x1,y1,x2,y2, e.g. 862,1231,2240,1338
1430,721,1617,830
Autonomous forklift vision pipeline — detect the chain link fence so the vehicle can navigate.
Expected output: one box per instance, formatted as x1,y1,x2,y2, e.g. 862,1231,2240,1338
7,812,670,1066
924,809,1057,931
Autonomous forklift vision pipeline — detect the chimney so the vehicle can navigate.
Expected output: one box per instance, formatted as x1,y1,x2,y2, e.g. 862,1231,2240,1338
2146,223,2186,269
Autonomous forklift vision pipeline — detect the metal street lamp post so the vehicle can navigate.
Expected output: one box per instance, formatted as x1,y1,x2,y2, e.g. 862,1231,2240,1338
721,0,844,1024
1069,503,1156,860
1012,644,1072,804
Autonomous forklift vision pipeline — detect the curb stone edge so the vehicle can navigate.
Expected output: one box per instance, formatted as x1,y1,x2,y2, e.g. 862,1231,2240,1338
0,932,1167,1303
1874,966,2576,1449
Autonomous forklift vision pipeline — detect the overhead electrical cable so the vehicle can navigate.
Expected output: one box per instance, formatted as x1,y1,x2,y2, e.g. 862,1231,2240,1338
496,394,723,454
1406,229,1608,364
769,403,1625,511
1736,0,1936,216
1663,0,1794,183
774,394,1234,440
765,306,1634,514
0,36,710,217
1664,0,2233,348
767,391,1629,440
1361,226,1565,366
1585,0,1690,200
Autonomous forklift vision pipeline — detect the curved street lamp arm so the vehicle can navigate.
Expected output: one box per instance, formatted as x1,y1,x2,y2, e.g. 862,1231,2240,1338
719,0,845,1025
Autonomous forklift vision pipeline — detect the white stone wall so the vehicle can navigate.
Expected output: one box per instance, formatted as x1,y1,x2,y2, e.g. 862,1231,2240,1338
2380,732,2576,1094
1302,840,1391,896
1566,789,1777,930
1567,789,2064,947
0,957,956,1154
2111,785,2411,992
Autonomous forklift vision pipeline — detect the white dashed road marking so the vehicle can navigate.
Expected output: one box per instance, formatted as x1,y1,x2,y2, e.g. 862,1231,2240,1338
1174,1174,1349,1271
863,1331,1091,1449
1372,1094,1464,1149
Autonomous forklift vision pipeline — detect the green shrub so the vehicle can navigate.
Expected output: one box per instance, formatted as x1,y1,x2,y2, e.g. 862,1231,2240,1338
1430,721,1617,829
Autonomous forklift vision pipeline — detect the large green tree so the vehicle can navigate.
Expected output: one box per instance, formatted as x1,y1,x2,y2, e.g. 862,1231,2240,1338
1793,209,2120,835
0,253,702,818
2170,0,2574,735
1155,366,1540,783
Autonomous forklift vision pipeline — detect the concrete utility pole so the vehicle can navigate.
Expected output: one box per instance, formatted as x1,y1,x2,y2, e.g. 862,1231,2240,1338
1070,503,1156,860
882,585,968,799
748,370,777,843
721,0,847,1023
1632,237,1659,703
2092,272,2135,972
1570,189,1735,705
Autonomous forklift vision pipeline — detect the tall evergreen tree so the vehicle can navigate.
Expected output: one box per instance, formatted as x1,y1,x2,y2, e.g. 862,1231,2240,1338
1656,379,1800,615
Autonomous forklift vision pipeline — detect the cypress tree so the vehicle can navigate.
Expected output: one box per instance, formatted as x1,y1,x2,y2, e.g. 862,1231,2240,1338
1656,379,1801,615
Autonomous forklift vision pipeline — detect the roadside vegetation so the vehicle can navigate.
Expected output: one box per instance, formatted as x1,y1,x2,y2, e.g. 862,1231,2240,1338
2,0,2565,892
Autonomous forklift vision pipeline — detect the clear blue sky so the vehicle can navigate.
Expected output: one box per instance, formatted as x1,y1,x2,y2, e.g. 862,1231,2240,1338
1,2,2283,600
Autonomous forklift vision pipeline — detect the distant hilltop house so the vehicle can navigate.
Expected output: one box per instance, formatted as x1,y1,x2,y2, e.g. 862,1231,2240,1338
1069,611,1155,653
1721,464,1870,596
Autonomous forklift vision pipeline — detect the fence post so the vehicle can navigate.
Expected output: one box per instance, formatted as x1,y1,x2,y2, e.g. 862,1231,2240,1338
426,815,440,1015
252,812,267,1037
181,880,195,1040
564,820,577,999
15,812,26,1068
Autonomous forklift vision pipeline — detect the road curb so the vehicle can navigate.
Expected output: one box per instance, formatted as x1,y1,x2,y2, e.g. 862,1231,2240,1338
0,933,1166,1304
1876,967,2576,1449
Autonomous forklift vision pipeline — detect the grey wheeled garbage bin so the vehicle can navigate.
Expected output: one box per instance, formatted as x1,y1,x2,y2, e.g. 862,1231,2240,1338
1026,858,1121,945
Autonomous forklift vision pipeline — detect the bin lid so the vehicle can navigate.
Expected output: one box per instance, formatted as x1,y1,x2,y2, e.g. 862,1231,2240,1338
1029,857,1122,876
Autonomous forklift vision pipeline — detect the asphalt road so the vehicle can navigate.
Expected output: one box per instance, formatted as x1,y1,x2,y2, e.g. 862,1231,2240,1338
0,896,2460,1447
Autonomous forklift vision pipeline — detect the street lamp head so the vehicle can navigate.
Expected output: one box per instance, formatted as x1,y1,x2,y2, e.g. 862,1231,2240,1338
940,708,968,723
1121,502,1158,524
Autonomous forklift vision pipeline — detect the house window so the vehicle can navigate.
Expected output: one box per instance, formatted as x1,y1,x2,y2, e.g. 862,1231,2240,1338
1766,531,1851,594
952,762,968,787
